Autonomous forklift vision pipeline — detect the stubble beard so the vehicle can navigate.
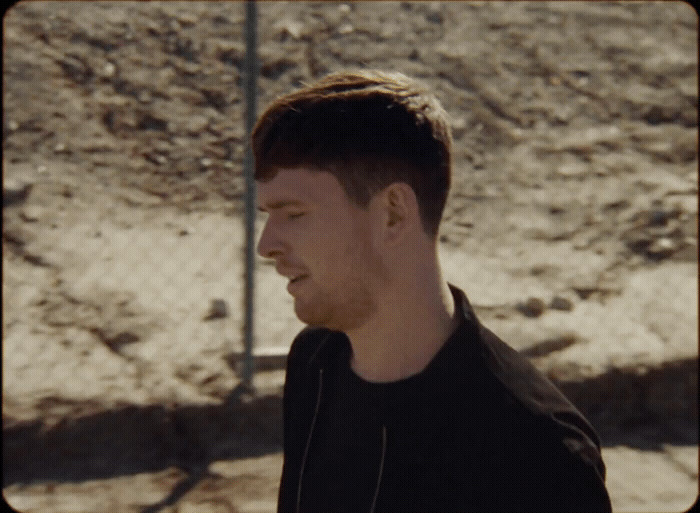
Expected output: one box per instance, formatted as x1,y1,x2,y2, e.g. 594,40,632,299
293,275,377,332
294,219,389,332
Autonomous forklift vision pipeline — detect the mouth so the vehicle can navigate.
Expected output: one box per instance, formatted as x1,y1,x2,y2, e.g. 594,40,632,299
289,274,308,284
287,274,308,294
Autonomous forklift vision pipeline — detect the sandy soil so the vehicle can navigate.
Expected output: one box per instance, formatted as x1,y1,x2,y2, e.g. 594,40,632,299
3,2,698,512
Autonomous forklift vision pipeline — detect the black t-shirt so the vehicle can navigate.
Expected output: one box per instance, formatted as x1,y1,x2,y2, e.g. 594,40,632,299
299,342,386,512
298,339,470,512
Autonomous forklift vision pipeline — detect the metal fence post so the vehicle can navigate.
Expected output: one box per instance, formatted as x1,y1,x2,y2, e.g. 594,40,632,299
242,0,258,390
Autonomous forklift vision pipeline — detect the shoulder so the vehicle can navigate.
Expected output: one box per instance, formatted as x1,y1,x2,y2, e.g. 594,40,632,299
468,326,610,510
475,323,584,420
450,284,579,412
473,323,607,474
450,285,594,429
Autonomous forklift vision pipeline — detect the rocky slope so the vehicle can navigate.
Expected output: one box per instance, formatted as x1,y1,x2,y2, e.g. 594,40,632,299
3,2,698,512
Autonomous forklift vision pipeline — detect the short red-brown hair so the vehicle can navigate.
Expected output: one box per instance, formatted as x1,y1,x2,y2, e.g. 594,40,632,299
252,70,452,238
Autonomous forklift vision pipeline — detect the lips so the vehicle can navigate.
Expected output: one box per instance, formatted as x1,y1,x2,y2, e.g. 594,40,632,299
275,263,309,292
286,274,308,294
276,264,307,280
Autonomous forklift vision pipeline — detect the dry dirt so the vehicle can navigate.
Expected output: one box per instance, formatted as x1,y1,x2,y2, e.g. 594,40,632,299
2,1,698,512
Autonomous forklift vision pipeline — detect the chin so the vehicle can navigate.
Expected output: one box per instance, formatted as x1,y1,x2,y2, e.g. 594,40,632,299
294,301,343,330
293,286,375,331
294,299,327,326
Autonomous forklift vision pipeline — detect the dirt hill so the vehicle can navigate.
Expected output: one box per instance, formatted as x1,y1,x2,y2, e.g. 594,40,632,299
3,2,698,512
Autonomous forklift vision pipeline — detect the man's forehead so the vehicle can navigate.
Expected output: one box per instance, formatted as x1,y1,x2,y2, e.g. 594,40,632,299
256,167,343,207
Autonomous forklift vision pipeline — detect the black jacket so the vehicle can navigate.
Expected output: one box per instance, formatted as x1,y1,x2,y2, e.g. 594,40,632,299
278,285,612,512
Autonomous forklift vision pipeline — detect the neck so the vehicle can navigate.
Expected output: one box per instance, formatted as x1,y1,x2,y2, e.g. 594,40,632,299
345,260,459,383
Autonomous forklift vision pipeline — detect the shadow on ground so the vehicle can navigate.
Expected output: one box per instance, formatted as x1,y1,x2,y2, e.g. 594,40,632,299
3,359,697,488
3,385,282,488
557,357,698,450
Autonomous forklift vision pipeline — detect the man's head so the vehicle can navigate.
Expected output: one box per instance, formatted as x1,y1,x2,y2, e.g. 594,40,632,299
252,69,453,239
253,70,453,330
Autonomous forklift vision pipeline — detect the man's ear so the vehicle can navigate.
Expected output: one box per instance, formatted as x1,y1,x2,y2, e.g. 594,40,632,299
379,182,419,244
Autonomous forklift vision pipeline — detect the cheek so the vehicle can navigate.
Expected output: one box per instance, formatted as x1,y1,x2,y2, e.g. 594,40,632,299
289,219,341,274
303,231,355,284
303,210,376,282
341,225,380,283
316,237,354,280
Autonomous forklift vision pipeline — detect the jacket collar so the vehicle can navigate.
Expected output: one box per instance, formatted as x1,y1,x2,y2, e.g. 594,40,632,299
449,282,478,327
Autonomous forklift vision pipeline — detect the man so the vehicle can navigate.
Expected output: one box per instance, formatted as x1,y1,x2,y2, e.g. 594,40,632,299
253,70,612,512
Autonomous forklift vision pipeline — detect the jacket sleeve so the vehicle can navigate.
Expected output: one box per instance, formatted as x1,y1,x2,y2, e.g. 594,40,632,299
530,434,612,513
488,413,612,513
536,411,612,512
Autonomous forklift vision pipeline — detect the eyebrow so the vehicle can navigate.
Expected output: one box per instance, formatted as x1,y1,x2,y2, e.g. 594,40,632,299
257,200,307,212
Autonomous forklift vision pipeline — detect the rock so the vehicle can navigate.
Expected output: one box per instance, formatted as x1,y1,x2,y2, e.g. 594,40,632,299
259,57,298,80
646,236,677,259
550,296,574,311
53,142,69,154
3,179,33,207
272,18,308,40
20,205,43,222
92,328,140,354
516,297,547,318
2,227,28,248
102,62,116,77
521,333,578,357
556,161,589,177
57,53,94,84
622,205,690,261
203,299,228,321
425,10,444,24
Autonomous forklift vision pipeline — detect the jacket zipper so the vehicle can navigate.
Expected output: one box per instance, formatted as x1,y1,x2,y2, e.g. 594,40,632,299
296,367,324,513
369,425,387,513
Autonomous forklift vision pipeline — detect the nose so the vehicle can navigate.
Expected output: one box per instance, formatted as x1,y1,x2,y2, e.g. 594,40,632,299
256,217,284,259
